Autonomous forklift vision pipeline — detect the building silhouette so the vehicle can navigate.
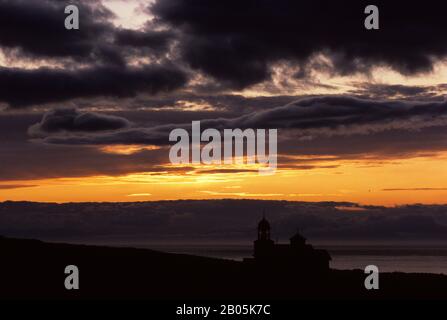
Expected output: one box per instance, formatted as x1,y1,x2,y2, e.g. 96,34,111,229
245,215,331,271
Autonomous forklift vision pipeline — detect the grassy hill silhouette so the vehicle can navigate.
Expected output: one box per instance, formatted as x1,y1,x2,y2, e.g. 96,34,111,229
1,236,447,300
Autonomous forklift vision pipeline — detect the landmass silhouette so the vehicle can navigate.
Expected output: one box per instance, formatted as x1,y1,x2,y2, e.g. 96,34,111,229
1,217,447,300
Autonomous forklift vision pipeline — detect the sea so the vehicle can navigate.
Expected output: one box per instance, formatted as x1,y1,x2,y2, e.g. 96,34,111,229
62,238,447,275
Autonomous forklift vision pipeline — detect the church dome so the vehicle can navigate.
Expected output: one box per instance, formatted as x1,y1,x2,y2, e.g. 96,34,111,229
257,216,271,241
290,231,306,245
258,217,270,230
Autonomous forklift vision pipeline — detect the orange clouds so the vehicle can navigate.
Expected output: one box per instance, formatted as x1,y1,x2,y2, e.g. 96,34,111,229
1,151,446,205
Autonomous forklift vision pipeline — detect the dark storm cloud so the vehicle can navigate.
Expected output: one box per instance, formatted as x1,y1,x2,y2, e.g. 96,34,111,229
35,126,172,146
0,0,191,108
1,200,447,241
33,96,447,146
0,64,188,107
28,108,132,136
114,29,175,54
5,0,444,110
2,0,447,108
0,0,123,65
151,0,447,89
238,96,447,133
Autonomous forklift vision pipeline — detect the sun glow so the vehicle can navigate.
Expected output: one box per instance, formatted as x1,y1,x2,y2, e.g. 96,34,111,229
1,151,446,205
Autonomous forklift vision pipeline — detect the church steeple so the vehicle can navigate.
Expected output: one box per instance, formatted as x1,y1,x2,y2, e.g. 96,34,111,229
257,211,271,241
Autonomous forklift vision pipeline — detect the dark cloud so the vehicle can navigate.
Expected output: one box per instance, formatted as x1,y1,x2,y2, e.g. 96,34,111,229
152,0,447,88
0,64,188,107
35,126,171,146
0,0,123,65
114,28,175,55
2,0,447,107
6,0,446,108
28,108,132,136
1,199,447,241
239,96,447,134
33,96,447,147
0,0,190,108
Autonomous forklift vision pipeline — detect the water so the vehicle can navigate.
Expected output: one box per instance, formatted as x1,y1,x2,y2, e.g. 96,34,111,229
144,244,447,274
63,239,447,275
330,255,447,274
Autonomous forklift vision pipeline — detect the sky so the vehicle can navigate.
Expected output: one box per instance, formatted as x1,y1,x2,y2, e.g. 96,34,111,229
1,0,447,205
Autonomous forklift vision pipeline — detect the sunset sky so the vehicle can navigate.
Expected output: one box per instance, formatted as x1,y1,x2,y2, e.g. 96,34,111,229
1,0,447,205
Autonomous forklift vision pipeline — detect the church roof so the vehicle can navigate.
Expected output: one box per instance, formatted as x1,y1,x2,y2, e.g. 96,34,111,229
290,231,306,242
258,217,270,229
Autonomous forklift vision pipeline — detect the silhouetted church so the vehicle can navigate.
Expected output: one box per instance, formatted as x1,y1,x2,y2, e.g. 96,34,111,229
245,215,331,271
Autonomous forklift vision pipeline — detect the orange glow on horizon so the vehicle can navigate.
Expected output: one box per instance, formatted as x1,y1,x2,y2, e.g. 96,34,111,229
1,152,447,206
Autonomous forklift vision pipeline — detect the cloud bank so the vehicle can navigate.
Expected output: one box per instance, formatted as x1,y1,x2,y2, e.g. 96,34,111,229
1,200,447,242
